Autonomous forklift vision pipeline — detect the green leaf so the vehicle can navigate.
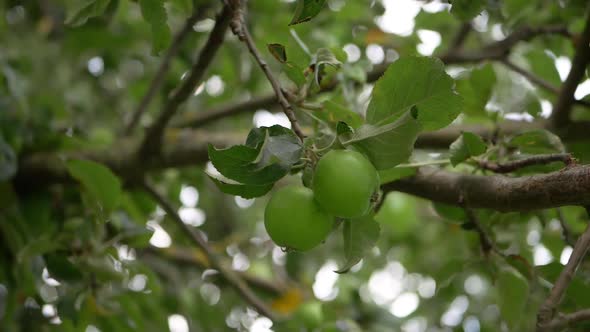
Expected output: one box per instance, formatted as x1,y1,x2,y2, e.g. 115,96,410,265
496,265,530,327
80,256,124,282
450,0,486,20
282,62,307,86
537,263,590,308
45,255,83,282
206,172,273,199
121,229,153,248
508,129,565,154
414,9,456,33
568,139,590,164
208,144,286,185
120,191,157,224
505,254,534,280
17,235,61,263
246,125,303,168
208,126,301,197
345,111,422,170
366,56,463,131
526,99,543,117
169,0,193,13
336,121,354,136
449,132,487,166
21,193,55,237
289,0,327,26
310,48,342,86
525,50,561,87
209,126,302,185
456,64,496,116
268,44,306,86
66,0,112,27
268,43,288,63
66,159,122,211
0,136,17,181
502,0,532,18
312,48,342,68
432,202,467,223
312,101,363,128
336,215,380,273
139,0,172,55
343,64,367,83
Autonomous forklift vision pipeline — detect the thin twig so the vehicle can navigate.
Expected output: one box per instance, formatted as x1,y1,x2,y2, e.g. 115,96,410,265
174,24,573,130
441,25,571,64
226,0,305,141
123,8,207,136
449,22,472,51
172,94,277,128
501,59,560,94
485,25,571,55
557,208,577,248
501,59,590,108
477,153,573,174
140,246,285,296
141,179,278,320
536,207,590,330
465,209,503,256
139,5,232,159
551,5,590,127
545,309,590,331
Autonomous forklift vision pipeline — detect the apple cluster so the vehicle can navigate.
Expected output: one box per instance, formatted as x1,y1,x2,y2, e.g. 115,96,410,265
264,149,380,251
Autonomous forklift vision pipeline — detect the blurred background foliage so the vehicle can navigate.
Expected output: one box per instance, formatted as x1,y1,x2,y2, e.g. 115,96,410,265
1,0,590,331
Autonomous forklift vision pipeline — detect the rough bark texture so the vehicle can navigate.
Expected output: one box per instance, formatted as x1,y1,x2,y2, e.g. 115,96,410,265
383,165,590,211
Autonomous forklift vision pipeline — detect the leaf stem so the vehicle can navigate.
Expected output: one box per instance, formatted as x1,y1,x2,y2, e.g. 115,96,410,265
289,29,312,57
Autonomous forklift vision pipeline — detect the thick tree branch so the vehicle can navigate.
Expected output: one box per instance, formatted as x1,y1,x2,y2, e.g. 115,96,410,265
9,122,527,187
16,119,590,189
141,180,277,320
537,207,590,330
15,129,243,188
477,153,573,174
227,0,305,140
138,5,232,159
123,8,208,136
551,5,590,127
383,165,590,212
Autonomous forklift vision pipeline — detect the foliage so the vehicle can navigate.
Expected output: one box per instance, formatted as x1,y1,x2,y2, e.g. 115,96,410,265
2,0,590,331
